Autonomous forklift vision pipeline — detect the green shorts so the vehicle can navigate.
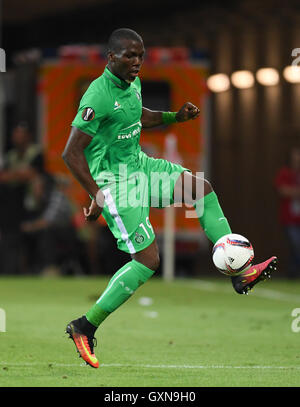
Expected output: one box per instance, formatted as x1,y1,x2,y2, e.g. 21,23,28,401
99,151,188,254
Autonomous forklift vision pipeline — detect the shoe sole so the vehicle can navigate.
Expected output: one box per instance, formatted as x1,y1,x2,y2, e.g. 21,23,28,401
240,257,277,295
65,323,99,368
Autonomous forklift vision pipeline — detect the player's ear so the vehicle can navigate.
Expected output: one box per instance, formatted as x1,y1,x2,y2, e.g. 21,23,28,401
107,51,115,64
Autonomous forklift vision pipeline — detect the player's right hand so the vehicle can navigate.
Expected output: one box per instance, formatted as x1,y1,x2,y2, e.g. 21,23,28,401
83,199,102,222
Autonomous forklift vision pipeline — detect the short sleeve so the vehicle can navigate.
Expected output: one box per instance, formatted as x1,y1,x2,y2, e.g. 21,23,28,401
72,90,108,137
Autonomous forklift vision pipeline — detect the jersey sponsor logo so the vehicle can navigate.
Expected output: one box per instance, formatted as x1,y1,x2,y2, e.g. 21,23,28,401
118,128,141,140
117,121,142,140
82,107,95,121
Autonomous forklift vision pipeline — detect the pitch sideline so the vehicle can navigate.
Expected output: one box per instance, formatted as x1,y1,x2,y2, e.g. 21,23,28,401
0,361,299,370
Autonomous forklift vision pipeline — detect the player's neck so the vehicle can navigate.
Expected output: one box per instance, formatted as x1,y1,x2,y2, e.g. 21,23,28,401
106,64,126,83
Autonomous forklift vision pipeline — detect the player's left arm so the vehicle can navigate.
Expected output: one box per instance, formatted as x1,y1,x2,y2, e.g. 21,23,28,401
141,102,200,128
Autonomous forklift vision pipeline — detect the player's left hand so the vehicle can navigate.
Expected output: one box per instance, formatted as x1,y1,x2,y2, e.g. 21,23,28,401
175,102,200,122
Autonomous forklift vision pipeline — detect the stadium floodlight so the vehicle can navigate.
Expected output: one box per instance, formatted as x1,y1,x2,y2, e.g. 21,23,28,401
207,73,230,93
283,65,300,83
256,67,279,86
231,70,255,89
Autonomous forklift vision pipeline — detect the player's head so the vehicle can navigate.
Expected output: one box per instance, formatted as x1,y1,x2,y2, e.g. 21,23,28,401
107,28,145,83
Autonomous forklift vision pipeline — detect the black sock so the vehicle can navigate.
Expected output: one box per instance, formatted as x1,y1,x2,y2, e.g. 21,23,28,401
78,315,97,336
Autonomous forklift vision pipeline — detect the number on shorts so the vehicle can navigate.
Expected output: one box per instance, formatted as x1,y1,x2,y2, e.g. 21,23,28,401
139,216,154,239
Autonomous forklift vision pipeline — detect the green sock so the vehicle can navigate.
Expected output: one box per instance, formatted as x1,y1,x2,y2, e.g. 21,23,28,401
194,191,232,244
85,259,155,328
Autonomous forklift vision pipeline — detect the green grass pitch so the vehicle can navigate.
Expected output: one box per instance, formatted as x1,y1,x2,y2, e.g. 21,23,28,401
0,274,300,387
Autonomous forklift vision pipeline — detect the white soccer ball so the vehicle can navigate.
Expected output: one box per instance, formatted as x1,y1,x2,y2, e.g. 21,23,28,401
212,233,254,276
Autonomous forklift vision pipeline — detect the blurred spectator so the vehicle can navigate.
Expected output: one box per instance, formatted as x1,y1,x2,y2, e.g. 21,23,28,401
275,145,300,278
0,122,44,274
0,122,44,181
20,173,83,276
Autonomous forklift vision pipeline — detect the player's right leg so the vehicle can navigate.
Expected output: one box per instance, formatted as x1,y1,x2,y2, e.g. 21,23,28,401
66,240,159,368
66,179,158,368
66,316,99,368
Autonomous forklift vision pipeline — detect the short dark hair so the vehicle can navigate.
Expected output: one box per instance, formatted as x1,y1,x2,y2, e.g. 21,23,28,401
108,28,143,53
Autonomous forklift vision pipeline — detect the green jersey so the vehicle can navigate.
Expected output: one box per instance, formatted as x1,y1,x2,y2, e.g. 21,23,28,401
72,66,143,183
72,65,187,254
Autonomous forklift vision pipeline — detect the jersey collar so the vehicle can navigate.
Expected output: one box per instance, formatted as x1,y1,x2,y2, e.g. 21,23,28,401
104,66,130,90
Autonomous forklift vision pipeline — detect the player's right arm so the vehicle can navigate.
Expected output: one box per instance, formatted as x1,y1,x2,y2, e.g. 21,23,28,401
62,127,103,221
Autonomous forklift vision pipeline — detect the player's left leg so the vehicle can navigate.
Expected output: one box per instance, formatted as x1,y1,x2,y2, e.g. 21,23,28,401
174,172,277,294
173,172,232,243
230,256,277,294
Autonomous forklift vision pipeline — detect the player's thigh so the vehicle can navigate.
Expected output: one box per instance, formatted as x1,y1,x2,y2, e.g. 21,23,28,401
173,171,213,205
143,154,188,208
101,186,156,255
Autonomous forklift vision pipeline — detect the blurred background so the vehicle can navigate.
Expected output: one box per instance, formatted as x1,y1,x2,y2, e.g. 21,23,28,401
0,0,300,279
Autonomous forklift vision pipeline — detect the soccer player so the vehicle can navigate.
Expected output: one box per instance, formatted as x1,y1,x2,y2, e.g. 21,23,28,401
62,28,277,368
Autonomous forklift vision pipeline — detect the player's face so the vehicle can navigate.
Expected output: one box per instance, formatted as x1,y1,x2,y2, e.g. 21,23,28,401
109,39,145,82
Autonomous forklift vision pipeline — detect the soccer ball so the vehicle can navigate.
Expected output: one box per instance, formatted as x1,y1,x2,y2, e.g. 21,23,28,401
212,233,254,276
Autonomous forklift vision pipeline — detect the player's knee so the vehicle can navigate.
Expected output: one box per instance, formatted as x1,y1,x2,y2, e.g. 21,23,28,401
142,252,160,271
132,248,160,271
151,252,160,271
192,175,213,199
